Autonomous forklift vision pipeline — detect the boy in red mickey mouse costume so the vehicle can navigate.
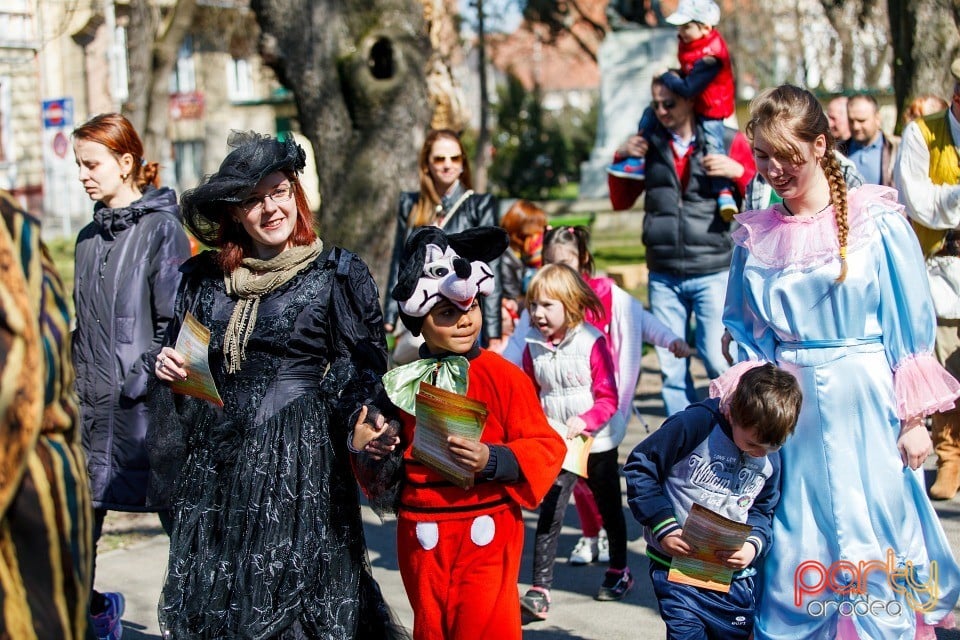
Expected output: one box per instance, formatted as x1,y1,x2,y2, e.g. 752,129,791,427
352,226,565,640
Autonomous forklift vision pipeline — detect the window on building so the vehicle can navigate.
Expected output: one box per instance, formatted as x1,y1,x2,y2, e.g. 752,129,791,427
173,140,204,195
227,57,255,101
170,35,196,94
112,26,129,103
0,0,35,48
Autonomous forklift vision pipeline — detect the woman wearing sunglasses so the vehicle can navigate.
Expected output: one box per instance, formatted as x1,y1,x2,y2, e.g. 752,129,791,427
151,131,407,639
383,129,503,362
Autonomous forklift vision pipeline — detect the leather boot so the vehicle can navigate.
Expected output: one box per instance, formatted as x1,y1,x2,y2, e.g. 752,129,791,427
930,409,960,500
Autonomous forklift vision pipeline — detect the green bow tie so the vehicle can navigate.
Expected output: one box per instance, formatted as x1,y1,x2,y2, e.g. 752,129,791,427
383,355,470,415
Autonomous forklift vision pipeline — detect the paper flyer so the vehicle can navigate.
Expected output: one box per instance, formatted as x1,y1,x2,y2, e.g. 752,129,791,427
667,503,752,593
561,434,594,478
412,382,488,489
169,311,224,407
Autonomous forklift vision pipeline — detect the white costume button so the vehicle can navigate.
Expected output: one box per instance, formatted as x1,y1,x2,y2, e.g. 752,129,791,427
416,522,439,550
470,515,495,546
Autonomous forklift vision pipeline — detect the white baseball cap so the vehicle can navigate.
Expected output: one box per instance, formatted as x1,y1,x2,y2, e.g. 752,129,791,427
666,0,722,26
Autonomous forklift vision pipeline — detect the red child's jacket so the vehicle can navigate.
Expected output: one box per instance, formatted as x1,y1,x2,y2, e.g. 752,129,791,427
677,28,735,120
397,349,565,522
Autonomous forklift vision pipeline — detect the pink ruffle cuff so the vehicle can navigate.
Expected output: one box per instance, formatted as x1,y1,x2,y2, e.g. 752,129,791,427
893,352,960,420
836,612,955,640
731,185,901,270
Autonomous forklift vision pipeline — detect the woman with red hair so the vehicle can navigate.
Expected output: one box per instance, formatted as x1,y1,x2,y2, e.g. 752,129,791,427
72,112,190,639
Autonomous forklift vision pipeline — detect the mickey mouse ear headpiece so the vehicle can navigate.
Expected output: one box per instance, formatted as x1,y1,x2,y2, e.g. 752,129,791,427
391,226,508,336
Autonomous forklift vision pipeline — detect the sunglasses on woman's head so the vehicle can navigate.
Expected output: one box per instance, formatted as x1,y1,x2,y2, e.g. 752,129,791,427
651,99,677,111
431,154,463,165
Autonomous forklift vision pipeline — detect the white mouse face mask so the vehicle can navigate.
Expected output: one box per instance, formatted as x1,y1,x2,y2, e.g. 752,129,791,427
398,243,496,318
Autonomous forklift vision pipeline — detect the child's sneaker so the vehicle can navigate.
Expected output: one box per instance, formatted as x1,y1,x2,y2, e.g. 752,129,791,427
568,536,598,565
597,529,610,563
607,157,645,181
596,567,634,601
520,587,550,620
718,188,739,220
91,592,125,640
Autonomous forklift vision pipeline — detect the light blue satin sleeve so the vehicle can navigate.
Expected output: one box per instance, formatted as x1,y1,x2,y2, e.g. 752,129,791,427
723,244,778,364
874,207,938,368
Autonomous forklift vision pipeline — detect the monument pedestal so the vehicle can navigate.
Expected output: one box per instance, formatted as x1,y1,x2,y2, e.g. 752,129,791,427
579,27,677,200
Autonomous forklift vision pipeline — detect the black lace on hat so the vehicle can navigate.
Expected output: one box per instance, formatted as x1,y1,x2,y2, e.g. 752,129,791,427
181,131,306,246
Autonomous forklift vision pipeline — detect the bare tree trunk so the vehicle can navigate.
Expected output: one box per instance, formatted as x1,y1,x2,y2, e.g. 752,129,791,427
424,0,470,131
473,0,490,192
888,0,960,123
820,2,859,89
250,0,431,282
123,0,158,135
122,0,199,161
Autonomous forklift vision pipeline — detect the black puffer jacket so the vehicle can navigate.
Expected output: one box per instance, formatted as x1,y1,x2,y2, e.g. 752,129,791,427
73,186,191,510
641,122,735,276
383,183,502,339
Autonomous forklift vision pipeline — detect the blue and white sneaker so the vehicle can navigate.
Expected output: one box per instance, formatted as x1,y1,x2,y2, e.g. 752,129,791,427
91,591,125,640
607,157,645,181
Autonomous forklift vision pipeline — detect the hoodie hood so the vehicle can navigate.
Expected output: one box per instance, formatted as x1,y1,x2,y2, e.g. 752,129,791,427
93,186,180,238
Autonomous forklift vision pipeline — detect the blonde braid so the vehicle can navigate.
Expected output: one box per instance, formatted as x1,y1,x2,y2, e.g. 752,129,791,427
821,153,849,282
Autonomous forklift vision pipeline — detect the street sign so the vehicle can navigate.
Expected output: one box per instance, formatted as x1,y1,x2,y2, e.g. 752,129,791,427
42,98,74,129
52,131,69,158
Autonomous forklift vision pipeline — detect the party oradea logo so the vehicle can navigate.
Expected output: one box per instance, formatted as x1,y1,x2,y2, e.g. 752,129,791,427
794,549,938,618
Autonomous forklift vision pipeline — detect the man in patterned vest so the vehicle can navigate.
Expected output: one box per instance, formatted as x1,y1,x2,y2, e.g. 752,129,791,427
895,60,960,499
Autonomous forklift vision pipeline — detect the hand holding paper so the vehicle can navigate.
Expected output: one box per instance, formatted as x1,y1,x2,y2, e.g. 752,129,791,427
667,503,752,593
447,436,490,473
660,530,693,557
166,312,224,407
155,346,187,382
715,540,757,571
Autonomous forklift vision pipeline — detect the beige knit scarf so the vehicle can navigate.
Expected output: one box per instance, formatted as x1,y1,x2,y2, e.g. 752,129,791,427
223,239,323,372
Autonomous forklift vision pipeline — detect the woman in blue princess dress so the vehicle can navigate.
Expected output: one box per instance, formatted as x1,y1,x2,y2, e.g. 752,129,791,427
716,84,960,640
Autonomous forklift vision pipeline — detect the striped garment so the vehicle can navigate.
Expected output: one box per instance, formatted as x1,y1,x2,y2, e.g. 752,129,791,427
0,190,92,639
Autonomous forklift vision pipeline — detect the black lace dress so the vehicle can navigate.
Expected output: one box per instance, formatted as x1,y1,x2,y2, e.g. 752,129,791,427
149,249,406,639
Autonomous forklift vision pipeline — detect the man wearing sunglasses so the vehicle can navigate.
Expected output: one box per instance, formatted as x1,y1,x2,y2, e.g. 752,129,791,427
608,77,755,417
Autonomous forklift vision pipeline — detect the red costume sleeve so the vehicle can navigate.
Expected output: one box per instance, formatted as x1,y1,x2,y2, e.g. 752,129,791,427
472,351,565,509
729,132,757,197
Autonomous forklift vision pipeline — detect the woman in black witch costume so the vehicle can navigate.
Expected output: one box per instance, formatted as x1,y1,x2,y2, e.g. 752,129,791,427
151,131,406,639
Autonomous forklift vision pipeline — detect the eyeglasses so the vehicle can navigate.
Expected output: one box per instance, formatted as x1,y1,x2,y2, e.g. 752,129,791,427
430,154,463,165
651,99,677,111
239,185,294,214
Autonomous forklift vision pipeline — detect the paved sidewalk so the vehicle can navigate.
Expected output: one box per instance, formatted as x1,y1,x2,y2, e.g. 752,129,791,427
102,353,960,639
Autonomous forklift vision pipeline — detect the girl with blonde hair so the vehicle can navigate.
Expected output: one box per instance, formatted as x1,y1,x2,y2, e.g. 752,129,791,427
519,263,631,619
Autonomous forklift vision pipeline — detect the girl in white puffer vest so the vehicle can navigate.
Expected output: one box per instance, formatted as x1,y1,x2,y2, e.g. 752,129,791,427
519,263,628,620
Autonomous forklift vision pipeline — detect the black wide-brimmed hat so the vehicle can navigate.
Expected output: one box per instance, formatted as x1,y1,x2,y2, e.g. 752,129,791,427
181,131,306,246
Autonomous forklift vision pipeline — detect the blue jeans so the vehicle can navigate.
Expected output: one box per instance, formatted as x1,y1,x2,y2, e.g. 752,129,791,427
648,270,729,416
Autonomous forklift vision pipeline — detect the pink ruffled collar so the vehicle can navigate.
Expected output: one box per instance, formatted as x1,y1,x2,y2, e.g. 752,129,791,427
731,185,903,270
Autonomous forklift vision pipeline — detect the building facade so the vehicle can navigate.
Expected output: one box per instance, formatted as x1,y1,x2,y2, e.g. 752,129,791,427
0,0,317,239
